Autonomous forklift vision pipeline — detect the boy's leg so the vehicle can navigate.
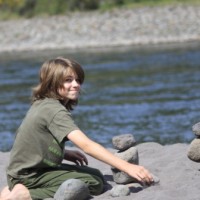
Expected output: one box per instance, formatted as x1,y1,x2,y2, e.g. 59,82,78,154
60,164,105,195
22,165,105,199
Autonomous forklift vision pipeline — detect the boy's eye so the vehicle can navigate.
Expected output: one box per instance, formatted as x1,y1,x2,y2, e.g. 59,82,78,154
65,76,73,83
65,78,80,84
65,78,73,82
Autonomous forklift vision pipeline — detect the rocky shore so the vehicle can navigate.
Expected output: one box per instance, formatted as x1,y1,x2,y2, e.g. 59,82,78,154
1,4,200,53
1,131,200,200
1,143,200,200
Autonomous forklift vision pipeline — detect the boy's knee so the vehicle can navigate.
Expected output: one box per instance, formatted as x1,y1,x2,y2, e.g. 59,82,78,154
0,186,11,198
11,184,31,200
0,184,31,200
93,168,105,182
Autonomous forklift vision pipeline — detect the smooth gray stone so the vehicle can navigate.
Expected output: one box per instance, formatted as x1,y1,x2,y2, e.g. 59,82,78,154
151,174,160,184
113,146,139,164
54,179,89,200
192,122,200,136
110,185,130,197
44,199,54,200
142,173,160,188
187,138,200,162
112,134,136,151
111,169,136,184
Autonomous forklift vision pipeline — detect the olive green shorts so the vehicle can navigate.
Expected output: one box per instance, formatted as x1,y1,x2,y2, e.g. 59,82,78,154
7,164,105,200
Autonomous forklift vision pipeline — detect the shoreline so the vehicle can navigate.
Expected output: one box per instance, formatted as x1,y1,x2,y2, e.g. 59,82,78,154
1,5,200,54
1,38,200,66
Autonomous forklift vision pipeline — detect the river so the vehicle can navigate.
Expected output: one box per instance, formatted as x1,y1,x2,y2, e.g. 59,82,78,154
1,42,200,151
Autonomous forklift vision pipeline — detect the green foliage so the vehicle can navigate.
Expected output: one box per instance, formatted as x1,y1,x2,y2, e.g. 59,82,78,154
0,0,200,19
34,0,67,16
18,0,36,17
0,0,25,12
122,0,200,7
0,0,25,8
66,0,99,11
99,0,124,10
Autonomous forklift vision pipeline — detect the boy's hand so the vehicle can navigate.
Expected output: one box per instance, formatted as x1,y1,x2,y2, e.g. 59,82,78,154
64,149,88,166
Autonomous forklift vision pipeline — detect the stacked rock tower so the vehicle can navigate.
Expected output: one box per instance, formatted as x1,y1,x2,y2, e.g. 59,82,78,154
111,134,139,184
187,122,200,162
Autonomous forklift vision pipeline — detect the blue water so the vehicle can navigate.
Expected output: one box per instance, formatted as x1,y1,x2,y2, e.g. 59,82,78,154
1,43,200,151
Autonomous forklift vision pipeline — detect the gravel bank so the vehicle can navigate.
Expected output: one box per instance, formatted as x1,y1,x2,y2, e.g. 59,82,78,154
0,5,200,53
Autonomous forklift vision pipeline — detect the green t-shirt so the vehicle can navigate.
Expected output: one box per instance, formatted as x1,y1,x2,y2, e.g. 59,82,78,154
7,98,79,179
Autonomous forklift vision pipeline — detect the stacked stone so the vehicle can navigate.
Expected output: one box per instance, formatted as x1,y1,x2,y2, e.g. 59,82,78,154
111,134,139,184
187,122,200,162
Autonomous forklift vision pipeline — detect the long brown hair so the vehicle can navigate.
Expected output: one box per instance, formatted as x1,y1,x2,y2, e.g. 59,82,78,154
32,57,85,110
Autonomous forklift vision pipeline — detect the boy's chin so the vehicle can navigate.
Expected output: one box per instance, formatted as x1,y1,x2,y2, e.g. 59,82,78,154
69,96,79,100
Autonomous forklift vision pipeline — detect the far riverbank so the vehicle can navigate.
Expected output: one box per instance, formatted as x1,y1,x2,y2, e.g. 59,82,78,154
1,5,200,53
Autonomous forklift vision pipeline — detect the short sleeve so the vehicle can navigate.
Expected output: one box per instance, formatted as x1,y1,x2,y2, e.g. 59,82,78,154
48,110,80,143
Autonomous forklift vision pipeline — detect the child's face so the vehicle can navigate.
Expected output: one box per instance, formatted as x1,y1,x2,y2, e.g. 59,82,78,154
58,69,81,101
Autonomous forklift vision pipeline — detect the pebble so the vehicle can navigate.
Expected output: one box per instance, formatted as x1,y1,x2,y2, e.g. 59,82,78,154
141,173,160,189
110,185,130,197
0,5,200,53
151,173,160,185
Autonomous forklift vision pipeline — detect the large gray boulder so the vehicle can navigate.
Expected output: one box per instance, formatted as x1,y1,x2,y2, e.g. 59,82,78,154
54,179,89,200
113,146,139,164
111,147,139,184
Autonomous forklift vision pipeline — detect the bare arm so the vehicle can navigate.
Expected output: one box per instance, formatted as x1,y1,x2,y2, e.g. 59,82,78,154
67,130,154,184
